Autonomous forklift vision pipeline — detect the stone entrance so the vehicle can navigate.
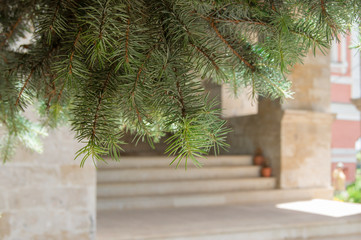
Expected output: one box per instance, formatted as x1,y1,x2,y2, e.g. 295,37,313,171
0,50,341,239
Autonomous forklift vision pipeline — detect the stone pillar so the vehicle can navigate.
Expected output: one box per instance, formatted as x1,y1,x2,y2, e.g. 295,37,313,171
279,50,334,189
280,111,333,188
0,127,96,240
225,50,333,195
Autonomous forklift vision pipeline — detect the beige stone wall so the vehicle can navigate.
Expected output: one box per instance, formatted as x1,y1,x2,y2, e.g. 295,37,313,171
221,86,258,118
280,110,333,189
279,50,332,189
225,98,283,185
283,50,331,112
224,50,333,192
0,127,96,240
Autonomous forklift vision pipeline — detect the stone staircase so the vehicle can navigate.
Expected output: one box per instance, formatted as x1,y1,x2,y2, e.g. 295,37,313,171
97,155,279,210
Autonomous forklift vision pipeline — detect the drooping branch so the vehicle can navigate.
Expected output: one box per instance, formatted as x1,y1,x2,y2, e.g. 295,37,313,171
209,19,256,72
91,72,111,140
190,43,220,71
176,80,186,118
164,8,221,73
0,16,23,49
2,0,359,164
15,68,35,106
125,6,131,64
69,28,82,74
98,0,110,39
56,80,66,103
289,28,325,47
14,43,60,107
320,0,327,16
319,0,337,34
136,50,152,84
46,81,57,110
49,0,61,32
213,17,268,26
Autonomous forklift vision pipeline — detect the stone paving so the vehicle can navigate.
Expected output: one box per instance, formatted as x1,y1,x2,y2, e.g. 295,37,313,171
97,200,361,240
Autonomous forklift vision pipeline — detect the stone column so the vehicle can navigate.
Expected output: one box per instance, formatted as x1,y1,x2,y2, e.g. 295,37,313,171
225,50,333,196
279,50,334,190
0,127,96,240
280,111,333,188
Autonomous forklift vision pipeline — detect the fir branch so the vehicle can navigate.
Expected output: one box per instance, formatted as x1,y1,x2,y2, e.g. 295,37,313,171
2,0,361,165
319,0,337,34
270,0,277,12
46,82,57,110
290,28,320,43
130,42,162,123
49,0,62,33
164,7,221,72
1,134,15,163
289,27,328,52
91,72,111,140
56,80,66,103
209,19,256,72
15,68,34,107
320,0,328,18
136,50,152,83
125,6,131,64
14,44,59,107
0,16,23,49
190,43,220,71
213,17,268,26
69,28,82,74
137,38,162,84
176,79,186,118
98,0,110,40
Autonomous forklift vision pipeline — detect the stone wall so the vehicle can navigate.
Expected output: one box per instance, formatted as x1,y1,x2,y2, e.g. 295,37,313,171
224,50,334,192
280,111,333,189
279,50,332,189
225,98,282,184
284,50,331,112
0,127,96,240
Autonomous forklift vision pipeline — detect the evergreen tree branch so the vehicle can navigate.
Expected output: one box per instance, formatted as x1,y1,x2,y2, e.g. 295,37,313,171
190,43,220,71
319,0,337,34
212,17,268,26
15,68,34,107
49,0,62,33
125,6,131,64
69,28,82,74
56,80,66,103
14,44,59,107
46,81,56,110
136,50,153,84
209,18,256,72
91,71,111,140
1,0,360,165
176,79,186,118
0,16,23,49
98,0,110,40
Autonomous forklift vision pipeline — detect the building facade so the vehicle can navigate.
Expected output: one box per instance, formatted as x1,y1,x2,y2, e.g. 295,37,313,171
330,30,361,183
1,43,360,239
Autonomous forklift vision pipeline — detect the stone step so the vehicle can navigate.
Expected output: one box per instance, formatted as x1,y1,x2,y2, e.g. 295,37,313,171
309,234,361,240
97,166,261,183
97,177,276,198
153,220,361,240
96,155,253,169
97,188,333,211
